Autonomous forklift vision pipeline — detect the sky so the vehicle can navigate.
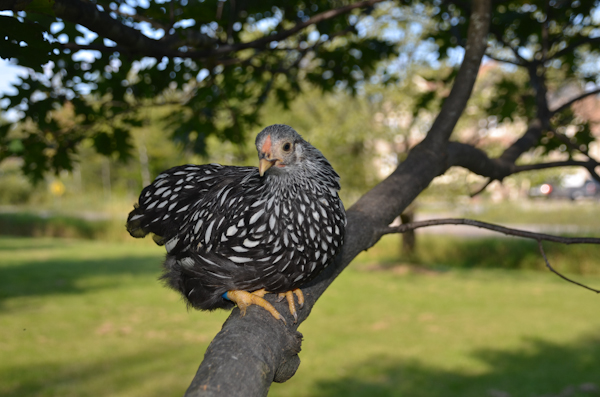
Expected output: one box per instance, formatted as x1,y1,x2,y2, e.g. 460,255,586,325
0,59,28,121
0,59,26,96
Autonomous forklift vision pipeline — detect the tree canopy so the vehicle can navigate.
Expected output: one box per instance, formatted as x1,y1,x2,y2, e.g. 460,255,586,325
1,0,598,183
1,0,402,181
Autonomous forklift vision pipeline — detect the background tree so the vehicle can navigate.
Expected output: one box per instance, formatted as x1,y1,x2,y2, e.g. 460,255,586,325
1,0,600,396
420,0,600,191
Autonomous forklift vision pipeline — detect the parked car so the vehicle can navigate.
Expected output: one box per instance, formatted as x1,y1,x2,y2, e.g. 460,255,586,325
529,179,600,200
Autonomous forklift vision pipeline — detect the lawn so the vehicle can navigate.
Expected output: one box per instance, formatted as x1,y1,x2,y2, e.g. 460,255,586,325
1,237,600,397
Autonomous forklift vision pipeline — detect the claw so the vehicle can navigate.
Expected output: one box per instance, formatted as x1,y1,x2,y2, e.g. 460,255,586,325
293,289,304,309
251,288,268,298
279,291,298,324
225,290,286,324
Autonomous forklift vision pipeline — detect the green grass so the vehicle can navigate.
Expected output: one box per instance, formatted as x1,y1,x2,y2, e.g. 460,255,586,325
2,237,600,397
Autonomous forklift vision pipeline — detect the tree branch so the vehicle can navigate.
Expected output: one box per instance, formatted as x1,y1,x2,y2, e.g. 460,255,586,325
538,241,600,294
470,179,493,197
383,218,600,294
550,88,600,116
421,0,491,149
550,36,600,60
50,0,173,57
381,218,600,245
183,1,493,395
5,0,378,61
110,7,169,31
513,159,600,175
484,51,523,66
498,118,544,164
516,159,600,183
446,142,600,190
61,42,129,55
186,0,384,58
547,127,591,157
487,22,529,66
446,141,511,180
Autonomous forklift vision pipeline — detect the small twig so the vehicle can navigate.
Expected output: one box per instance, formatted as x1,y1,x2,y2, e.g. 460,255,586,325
484,51,522,66
538,240,600,293
550,36,600,61
470,178,493,197
191,0,384,57
381,218,600,294
550,87,600,116
382,218,600,244
549,127,590,156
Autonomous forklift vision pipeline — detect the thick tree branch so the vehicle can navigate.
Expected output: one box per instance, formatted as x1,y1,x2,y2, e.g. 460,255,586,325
4,0,381,61
446,141,600,183
2,0,216,56
446,142,511,180
421,0,491,149
183,1,492,395
0,0,31,10
528,62,552,129
51,0,173,57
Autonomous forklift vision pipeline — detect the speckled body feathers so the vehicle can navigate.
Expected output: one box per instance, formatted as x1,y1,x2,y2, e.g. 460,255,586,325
127,126,345,311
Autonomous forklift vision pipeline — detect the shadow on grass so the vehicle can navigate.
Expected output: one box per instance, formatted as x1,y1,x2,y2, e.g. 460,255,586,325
0,254,163,306
4,333,600,397
311,335,600,397
0,343,194,397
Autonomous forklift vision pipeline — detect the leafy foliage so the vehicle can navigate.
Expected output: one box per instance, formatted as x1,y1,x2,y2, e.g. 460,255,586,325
1,0,598,183
0,0,400,181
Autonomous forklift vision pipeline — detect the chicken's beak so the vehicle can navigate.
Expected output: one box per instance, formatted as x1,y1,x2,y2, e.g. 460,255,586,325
259,158,274,177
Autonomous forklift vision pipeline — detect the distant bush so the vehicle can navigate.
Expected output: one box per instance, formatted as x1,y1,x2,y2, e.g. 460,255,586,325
355,234,600,275
0,169,35,205
0,212,128,241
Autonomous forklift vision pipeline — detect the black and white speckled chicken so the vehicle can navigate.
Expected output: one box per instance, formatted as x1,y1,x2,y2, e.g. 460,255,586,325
126,124,346,323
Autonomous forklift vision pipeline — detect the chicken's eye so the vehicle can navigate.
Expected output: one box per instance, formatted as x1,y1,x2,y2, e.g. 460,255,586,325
282,142,292,152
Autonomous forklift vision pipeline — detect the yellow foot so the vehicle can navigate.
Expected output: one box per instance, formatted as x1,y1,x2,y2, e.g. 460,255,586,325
226,289,286,324
277,289,305,323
